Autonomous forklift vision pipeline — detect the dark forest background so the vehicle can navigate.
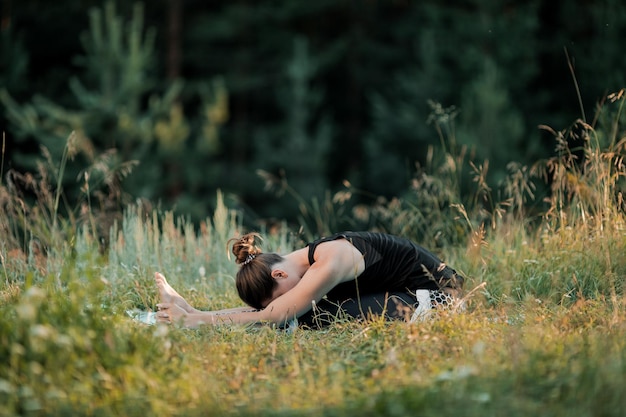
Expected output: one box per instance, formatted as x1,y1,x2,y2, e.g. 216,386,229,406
2,0,625,234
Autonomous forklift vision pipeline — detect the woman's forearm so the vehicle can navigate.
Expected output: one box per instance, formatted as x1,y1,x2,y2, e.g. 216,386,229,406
182,308,265,328
180,305,302,328
210,306,259,314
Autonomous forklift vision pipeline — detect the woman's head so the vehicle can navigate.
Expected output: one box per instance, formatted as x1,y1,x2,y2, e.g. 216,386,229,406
229,233,284,310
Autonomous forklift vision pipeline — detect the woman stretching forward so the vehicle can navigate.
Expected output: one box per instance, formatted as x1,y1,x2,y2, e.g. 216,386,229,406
155,231,465,328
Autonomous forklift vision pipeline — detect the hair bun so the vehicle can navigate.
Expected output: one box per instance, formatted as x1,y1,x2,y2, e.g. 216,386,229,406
228,233,263,265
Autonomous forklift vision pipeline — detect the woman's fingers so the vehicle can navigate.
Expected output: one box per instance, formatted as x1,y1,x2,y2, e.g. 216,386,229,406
155,302,187,325
156,303,171,322
157,310,171,323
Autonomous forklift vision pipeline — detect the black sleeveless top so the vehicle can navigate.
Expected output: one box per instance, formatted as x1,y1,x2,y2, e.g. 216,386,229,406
307,232,462,301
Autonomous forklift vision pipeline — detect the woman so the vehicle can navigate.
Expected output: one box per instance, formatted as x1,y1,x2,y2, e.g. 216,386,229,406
155,231,465,328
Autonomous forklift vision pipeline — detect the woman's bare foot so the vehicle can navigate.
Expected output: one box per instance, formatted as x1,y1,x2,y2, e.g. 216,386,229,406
154,272,199,314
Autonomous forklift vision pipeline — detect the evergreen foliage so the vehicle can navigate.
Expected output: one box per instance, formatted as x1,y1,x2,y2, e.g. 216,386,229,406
1,0,625,225
1,2,227,222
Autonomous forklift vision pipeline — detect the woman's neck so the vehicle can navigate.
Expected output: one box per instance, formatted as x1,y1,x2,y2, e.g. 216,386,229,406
283,247,310,276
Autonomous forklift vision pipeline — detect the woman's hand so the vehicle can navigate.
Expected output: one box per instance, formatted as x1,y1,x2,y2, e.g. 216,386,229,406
156,302,188,326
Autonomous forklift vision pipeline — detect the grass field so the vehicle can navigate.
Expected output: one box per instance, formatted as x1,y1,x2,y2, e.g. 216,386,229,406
2,105,626,416
1,212,625,416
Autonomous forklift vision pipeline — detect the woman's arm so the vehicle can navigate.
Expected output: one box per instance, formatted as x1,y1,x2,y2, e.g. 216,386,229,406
157,277,333,327
254,239,364,324
210,306,259,314
156,304,264,328
157,239,365,328
157,303,293,328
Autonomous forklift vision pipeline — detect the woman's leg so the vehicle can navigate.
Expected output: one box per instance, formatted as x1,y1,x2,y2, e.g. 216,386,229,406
297,291,418,329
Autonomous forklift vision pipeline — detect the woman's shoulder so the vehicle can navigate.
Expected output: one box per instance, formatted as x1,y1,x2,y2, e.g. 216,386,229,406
312,237,363,261
308,238,366,281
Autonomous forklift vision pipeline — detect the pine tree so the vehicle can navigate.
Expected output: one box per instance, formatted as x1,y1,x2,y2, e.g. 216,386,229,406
0,2,226,218
364,0,542,195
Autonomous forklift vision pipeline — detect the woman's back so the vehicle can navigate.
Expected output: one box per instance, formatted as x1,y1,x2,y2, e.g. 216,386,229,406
307,232,463,301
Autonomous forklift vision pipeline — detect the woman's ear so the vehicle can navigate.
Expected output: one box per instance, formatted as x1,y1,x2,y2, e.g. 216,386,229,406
271,269,287,280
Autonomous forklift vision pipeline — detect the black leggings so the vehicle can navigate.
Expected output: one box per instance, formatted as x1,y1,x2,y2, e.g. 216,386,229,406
296,291,418,329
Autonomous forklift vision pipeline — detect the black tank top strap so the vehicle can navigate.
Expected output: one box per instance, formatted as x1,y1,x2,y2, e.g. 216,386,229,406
307,233,348,265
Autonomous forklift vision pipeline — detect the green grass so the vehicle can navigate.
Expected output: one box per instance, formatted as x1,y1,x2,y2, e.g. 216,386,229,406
1,194,625,416
1,96,626,416
2,278,624,416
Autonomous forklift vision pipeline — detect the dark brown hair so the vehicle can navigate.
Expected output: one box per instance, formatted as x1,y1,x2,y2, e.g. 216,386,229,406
228,233,284,309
